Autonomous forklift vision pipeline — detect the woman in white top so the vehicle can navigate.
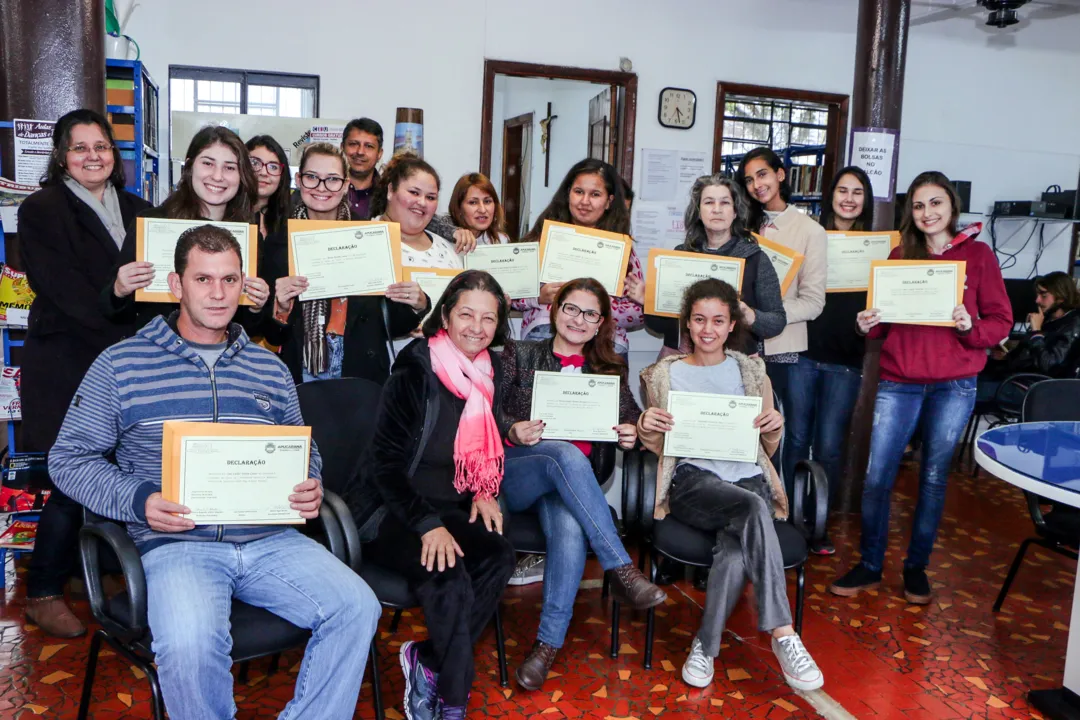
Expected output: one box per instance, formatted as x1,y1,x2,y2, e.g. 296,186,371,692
449,172,510,245
371,153,463,269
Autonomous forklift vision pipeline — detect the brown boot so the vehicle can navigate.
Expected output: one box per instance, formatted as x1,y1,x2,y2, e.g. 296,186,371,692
608,564,667,610
515,641,558,691
25,596,86,638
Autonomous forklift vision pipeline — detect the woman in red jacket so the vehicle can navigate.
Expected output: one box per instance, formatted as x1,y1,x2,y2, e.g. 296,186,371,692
829,171,1011,605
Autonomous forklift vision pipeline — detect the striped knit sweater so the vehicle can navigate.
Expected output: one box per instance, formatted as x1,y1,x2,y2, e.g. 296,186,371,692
49,314,322,553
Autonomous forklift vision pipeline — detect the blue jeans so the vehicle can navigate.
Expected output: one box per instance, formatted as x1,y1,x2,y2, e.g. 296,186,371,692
782,356,862,507
142,530,381,720
501,441,631,648
859,377,977,573
301,334,345,383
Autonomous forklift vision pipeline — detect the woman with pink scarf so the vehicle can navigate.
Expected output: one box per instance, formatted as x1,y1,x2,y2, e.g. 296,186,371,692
353,270,517,720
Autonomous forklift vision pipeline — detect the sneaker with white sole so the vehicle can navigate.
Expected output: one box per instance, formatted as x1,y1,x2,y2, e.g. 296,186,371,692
508,554,545,586
772,634,824,691
681,636,714,688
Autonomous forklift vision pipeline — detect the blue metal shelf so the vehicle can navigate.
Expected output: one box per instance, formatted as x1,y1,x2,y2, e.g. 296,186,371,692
106,104,136,114
106,59,159,202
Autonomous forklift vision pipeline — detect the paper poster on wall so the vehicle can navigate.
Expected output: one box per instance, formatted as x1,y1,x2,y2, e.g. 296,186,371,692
13,119,55,185
0,178,39,234
675,151,708,205
632,201,685,252
640,149,708,205
848,127,899,201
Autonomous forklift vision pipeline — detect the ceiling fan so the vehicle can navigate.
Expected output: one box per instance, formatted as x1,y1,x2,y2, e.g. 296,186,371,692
911,0,1080,28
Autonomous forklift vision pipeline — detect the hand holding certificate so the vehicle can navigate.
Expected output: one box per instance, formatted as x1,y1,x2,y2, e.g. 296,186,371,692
645,248,745,317
288,219,402,301
825,231,900,292
403,267,462,321
135,218,259,304
161,422,313,525
538,220,632,297
530,370,620,442
867,260,966,326
663,392,763,462
464,242,540,299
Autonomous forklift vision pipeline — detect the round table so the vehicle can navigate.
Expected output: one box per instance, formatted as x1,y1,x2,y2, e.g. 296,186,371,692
976,421,1080,719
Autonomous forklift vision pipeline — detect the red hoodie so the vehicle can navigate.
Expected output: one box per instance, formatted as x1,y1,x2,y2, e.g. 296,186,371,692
868,224,1012,384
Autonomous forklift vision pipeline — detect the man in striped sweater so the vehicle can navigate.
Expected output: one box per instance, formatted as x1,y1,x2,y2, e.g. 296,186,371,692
49,225,380,720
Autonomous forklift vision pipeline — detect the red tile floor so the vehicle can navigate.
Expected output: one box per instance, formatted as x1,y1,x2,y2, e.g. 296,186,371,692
0,458,1072,719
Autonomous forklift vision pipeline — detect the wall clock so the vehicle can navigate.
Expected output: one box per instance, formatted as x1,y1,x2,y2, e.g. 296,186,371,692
659,87,696,129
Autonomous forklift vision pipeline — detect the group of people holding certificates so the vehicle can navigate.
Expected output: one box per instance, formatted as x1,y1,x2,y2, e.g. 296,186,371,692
17,104,1010,718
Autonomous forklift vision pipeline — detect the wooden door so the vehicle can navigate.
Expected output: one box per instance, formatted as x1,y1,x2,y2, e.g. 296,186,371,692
501,112,531,241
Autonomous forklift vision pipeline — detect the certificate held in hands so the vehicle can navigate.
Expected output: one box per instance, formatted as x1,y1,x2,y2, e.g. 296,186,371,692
664,392,763,462
868,260,966,326
161,421,312,525
530,370,620,442
288,219,402,301
136,218,259,304
538,220,632,297
825,231,900,292
464,242,540,299
645,248,744,317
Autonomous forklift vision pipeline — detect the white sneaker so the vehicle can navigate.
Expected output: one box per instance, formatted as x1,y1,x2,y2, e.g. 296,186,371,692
507,554,545,586
681,637,714,688
772,634,824,691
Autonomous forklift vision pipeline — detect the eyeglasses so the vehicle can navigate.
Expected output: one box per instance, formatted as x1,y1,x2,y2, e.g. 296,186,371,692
250,157,283,176
560,302,602,324
67,143,113,156
299,173,345,192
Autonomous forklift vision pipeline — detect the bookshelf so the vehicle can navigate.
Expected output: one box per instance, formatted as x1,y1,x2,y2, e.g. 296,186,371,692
106,59,160,202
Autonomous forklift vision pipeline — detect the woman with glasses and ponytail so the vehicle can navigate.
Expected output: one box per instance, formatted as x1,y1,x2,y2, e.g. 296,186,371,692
264,143,430,384
498,278,667,691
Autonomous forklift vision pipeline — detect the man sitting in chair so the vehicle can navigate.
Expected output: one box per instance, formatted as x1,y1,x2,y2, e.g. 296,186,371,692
49,225,381,720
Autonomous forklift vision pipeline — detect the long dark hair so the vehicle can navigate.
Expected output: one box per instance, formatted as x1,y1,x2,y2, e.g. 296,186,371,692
679,278,750,354
43,109,126,189
1036,271,1080,313
422,269,511,347
737,147,791,233
820,165,875,232
370,152,441,219
899,171,961,260
548,278,628,380
521,158,629,241
683,174,751,251
246,134,291,236
162,126,257,221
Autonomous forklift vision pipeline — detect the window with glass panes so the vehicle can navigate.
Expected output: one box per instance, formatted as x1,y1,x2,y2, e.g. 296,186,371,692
720,95,829,158
169,66,318,118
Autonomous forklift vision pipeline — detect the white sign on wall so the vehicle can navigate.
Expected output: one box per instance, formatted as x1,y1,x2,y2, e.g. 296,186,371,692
848,127,899,201
13,119,55,185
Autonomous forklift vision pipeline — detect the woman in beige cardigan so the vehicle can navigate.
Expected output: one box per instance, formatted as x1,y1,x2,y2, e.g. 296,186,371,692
738,147,828,498
638,278,823,693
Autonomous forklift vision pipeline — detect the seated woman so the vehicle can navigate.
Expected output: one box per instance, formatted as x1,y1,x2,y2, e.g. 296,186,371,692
638,278,823,692
348,270,517,720
265,142,429,384
499,278,667,690
448,172,510,244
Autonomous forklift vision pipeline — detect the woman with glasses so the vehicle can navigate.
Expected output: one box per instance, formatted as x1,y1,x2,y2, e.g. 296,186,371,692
498,278,667,690
103,125,271,331
246,135,291,239
17,109,151,638
265,143,429,384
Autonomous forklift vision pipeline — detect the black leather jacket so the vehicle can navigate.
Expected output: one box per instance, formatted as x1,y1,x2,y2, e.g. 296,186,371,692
1007,309,1080,378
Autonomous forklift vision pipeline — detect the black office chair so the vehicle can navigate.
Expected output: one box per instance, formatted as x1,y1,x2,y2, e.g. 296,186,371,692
611,391,828,669
297,378,509,720
993,378,1080,612
76,493,351,720
959,373,1050,477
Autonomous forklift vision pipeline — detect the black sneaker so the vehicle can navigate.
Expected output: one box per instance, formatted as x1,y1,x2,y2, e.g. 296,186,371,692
828,563,882,597
809,535,836,556
903,566,932,605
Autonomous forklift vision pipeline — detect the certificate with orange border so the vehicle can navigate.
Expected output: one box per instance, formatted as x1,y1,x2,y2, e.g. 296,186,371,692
161,421,312,525
538,220,632,297
825,231,901,292
867,260,966,327
644,248,745,318
288,219,402,301
751,233,804,296
403,266,462,321
135,218,258,305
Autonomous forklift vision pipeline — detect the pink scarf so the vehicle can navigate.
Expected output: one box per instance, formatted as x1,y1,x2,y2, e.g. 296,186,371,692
428,330,504,499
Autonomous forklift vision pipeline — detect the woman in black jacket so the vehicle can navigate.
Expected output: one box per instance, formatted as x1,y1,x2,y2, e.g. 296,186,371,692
646,174,786,357
19,109,150,637
264,142,429,384
350,270,516,720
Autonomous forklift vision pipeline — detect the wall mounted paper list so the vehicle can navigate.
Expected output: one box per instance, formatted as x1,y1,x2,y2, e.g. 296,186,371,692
13,119,55,185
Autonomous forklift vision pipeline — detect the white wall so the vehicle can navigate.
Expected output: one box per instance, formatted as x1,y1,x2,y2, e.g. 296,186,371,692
491,76,610,231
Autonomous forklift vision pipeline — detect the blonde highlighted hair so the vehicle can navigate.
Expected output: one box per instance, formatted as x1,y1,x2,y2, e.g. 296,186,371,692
299,142,349,177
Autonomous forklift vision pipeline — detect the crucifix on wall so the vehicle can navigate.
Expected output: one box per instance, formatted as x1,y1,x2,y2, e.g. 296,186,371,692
539,101,558,187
